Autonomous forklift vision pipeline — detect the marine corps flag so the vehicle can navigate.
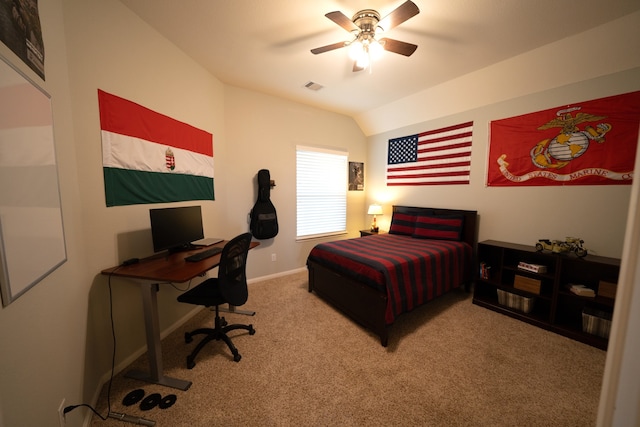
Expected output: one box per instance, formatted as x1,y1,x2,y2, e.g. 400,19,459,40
487,91,640,186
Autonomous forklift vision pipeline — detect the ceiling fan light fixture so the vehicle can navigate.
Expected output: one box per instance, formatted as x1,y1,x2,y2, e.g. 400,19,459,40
356,52,370,69
311,1,420,72
348,40,364,60
369,39,384,60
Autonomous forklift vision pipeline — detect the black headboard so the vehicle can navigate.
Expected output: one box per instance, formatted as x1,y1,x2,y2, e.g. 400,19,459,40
392,205,478,251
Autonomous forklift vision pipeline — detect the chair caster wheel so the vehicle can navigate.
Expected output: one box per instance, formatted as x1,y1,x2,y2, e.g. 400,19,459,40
186,356,195,370
233,353,241,362
249,326,256,335
185,332,192,344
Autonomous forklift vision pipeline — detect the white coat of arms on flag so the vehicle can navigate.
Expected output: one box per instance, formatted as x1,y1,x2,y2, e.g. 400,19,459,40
165,147,175,170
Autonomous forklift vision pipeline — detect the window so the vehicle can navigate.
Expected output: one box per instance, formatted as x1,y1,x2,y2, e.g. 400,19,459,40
296,145,348,240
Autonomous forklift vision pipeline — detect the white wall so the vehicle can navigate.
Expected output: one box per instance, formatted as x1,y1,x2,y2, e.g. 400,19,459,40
60,3,228,425
0,2,638,427
0,2,88,427
223,85,367,278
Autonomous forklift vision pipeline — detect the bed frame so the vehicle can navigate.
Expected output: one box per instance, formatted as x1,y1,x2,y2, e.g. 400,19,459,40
307,205,478,346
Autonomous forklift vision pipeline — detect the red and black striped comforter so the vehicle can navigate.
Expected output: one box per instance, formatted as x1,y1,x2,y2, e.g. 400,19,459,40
307,233,472,324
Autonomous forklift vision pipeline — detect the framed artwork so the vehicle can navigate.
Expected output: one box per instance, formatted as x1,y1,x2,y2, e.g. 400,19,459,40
0,1,45,79
0,54,66,306
349,161,364,191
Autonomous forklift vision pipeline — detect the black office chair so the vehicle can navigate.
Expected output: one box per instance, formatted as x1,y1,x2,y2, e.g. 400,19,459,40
177,232,255,368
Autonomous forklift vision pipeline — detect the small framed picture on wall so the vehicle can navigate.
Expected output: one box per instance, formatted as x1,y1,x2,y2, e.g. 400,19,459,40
349,161,364,191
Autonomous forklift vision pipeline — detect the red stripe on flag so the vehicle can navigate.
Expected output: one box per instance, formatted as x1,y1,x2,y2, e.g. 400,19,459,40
418,171,469,178
419,121,473,137
98,89,213,156
388,160,471,173
419,131,473,145
387,180,470,186
389,171,470,179
419,141,472,155
421,152,470,162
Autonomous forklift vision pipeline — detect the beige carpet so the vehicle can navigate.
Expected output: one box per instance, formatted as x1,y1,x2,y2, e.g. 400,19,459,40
90,270,605,426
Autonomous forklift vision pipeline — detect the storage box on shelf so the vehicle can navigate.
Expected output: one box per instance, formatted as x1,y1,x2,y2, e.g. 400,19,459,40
473,240,620,350
497,289,535,313
517,261,547,274
513,274,542,294
582,307,612,339
597,280,617,299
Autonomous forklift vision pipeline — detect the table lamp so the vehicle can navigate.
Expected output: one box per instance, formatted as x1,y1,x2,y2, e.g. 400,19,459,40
367,204,383,232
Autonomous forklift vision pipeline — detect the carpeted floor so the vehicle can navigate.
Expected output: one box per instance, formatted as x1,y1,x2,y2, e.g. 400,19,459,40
90,270,606,426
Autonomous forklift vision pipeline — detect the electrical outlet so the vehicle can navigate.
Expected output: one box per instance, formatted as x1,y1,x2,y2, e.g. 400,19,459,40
271,253,276,262
58,399,66,427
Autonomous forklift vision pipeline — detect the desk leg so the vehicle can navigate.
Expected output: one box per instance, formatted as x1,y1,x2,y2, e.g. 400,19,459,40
219,304,255,316
126,283,192,391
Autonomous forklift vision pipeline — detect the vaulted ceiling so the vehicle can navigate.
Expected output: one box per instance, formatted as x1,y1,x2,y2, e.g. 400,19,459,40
119,1,640,118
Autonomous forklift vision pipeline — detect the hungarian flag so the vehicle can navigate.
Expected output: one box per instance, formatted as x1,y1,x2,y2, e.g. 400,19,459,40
99,90,214,206
387,121,473,186
487,91,640,186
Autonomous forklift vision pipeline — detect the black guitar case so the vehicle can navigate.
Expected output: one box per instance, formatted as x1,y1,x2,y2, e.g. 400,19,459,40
250,169,278,239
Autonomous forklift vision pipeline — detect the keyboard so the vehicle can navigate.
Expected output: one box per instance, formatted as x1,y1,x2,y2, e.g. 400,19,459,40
184,246,223,262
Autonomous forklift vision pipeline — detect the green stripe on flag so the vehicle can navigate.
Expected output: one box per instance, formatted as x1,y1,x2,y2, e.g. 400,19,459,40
104,168,214,206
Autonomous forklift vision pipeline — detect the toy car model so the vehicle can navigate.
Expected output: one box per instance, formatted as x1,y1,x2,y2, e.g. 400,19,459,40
565,237,588,257
535,239,569,254
536,237,587,257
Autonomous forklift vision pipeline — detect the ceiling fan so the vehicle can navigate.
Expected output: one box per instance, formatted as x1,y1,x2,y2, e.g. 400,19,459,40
310,0,420,72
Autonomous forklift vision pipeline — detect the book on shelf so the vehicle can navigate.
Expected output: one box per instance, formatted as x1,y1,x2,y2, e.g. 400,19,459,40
479,262,491,279
566,283,595,297
517,261,547,274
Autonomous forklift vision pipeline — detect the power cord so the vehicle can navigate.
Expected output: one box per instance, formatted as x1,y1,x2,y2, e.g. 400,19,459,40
169,278,193,292
63,266,121,421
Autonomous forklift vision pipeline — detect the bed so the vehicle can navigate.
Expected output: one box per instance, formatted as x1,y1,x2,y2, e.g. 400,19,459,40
307,205,478,346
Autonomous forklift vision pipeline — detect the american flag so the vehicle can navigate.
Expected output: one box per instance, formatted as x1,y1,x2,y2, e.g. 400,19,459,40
387,121,473,186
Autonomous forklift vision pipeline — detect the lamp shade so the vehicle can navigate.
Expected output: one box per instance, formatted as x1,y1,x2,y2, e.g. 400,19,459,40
367,204,383,215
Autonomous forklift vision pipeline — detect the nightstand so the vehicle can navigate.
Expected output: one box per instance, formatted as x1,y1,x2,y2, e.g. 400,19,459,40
359,230,387,237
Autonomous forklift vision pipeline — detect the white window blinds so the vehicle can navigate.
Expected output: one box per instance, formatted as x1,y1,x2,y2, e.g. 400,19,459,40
296,145,348,240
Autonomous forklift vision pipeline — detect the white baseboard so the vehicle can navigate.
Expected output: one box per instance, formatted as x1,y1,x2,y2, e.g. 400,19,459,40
247,267,307,284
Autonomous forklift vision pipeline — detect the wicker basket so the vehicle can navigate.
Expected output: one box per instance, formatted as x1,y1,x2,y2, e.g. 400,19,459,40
497,289,535,314
582,307,612,339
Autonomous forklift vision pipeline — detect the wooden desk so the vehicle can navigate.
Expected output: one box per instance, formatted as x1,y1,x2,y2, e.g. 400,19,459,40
101,241,259,390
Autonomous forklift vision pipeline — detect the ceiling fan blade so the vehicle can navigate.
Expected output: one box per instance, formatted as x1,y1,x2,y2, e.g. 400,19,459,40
378,1,420,32
380,38,418,56
310,41,348,55
325,11,359,32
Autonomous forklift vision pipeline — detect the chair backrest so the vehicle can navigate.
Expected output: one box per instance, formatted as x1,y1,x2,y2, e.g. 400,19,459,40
218,232,252,306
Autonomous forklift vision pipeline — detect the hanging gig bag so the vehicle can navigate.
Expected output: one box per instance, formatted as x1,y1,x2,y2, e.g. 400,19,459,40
250,169,278,239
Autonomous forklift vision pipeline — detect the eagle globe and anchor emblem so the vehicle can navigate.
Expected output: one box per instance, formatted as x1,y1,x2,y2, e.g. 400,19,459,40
529,107,612,169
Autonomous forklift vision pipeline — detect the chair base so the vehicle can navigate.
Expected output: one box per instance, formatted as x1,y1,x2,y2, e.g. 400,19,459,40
184,315,255,369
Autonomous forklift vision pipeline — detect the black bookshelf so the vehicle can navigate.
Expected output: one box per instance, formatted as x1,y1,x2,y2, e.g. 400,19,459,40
473,240,620,350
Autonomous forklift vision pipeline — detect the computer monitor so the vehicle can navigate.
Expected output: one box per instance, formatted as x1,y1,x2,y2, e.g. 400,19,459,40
149,205,205,253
